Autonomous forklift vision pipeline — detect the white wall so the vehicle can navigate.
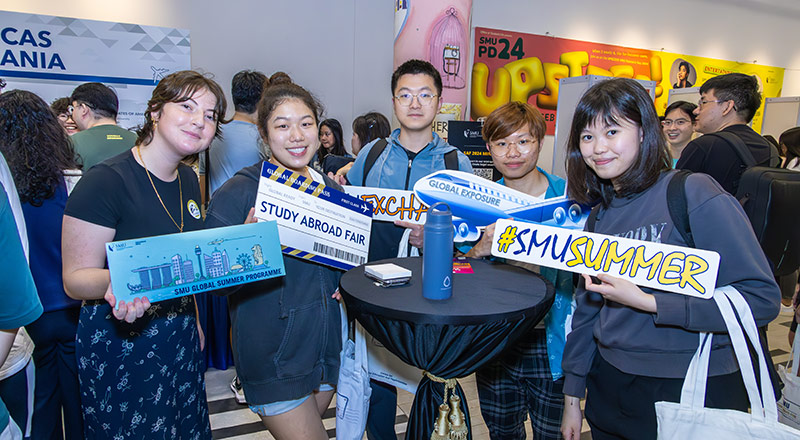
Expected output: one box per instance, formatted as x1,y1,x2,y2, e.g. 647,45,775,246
2,0,394,153
4,0,800,155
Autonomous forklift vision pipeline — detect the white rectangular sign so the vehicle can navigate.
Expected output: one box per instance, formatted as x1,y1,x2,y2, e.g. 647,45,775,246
254,162,372,270
491,219,721,298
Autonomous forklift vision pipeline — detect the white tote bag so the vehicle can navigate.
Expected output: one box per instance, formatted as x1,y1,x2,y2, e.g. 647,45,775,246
336,303,371,440
655,286,800,439
778,329,800,429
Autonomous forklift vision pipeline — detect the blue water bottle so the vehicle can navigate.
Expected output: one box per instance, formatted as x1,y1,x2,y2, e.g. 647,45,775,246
422,202,453,300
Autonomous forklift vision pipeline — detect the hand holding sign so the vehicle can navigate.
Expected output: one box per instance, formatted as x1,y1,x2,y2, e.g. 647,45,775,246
464,223,496,258
104,283,151,323
491,219,720,299
254,162,372,270
582,273,657,312
395,220,424,249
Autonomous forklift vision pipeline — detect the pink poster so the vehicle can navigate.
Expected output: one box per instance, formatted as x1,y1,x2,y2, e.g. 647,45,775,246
394,0,473,134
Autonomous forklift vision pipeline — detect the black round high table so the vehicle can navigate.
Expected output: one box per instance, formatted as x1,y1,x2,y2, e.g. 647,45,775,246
339,257,554,440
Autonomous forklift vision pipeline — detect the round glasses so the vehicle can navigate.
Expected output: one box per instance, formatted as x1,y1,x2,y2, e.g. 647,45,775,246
394,92,438,107
488,137,536,156
661,118,691,128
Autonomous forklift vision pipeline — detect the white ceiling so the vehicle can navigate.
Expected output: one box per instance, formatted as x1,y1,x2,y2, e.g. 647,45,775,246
699,0,800,18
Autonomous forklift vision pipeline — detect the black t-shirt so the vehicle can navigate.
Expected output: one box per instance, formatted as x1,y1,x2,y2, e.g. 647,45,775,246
65,149,204,244
676,124,773,195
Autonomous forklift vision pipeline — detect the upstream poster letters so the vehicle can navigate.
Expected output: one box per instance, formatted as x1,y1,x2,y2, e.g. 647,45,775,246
491,219,720,298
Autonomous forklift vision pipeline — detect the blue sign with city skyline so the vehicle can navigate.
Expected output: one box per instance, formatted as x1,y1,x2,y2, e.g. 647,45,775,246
106,221,285,304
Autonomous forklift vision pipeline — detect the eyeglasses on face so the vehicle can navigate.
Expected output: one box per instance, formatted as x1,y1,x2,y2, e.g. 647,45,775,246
661,118,691,128
488,137,536,156
697,99,725,109
68,102,94,116
394,92,438,106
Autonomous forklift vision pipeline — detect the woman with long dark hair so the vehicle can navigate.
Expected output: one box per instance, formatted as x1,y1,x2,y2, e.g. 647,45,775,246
780,126,800,170
0,89,83,439
62,71,226,439
315,118,350,174
318,119,347,159
560,78,779,440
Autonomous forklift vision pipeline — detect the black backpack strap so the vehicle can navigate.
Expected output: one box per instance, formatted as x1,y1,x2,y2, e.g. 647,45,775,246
710,131,758,167
722,131,780,167
666,170,695,248
586,205,601,233
767,140,781,167
361,138,389,186
203,148,211,209
444,149,459,170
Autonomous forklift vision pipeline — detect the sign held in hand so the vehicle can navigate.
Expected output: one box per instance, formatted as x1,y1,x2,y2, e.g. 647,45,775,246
491,219,720,298
107,222,285,304
254,162,372,270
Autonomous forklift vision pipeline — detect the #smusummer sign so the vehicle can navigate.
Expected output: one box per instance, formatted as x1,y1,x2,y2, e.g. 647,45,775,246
491,219,720,299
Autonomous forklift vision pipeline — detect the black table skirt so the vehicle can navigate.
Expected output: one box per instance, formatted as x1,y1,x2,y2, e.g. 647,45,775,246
340,257,555,439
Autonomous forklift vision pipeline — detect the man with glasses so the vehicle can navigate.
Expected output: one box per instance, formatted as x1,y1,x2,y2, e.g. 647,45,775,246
676,73,778,195
69,82,136,169
344,59,472,440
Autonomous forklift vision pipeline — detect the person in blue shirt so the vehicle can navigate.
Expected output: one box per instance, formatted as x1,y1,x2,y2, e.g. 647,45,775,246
341,59,472,439
460,101,573,440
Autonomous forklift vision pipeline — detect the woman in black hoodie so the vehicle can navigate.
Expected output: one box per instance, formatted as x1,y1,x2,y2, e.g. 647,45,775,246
205,82,342,440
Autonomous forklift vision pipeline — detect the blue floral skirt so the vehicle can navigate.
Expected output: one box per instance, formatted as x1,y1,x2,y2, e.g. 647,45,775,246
76,296,211,439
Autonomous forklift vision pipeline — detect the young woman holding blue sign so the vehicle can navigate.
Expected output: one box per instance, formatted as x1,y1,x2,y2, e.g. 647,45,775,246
559,78,780,440
62,71,226,439
205,82,342,440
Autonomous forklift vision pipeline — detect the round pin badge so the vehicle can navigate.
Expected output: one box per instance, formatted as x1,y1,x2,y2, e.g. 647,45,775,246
187,199,201,219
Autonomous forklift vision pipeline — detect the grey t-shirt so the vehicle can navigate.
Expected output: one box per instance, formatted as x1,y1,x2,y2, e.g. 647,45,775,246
200,120,267,197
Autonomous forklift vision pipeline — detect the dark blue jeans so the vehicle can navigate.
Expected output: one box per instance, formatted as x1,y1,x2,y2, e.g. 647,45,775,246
0,362,31,437
366,379,397,440
24,307,83,440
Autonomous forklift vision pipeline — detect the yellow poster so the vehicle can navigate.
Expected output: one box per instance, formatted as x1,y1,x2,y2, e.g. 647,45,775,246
472,28,785,134
657,53,784,132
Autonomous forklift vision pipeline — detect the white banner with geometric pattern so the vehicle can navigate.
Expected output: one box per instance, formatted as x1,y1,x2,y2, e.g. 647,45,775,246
0,10,190,128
